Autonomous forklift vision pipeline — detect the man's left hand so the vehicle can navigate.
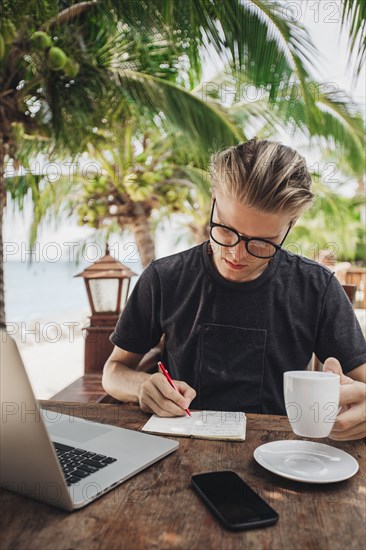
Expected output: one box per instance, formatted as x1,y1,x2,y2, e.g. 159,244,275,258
323,357,366,441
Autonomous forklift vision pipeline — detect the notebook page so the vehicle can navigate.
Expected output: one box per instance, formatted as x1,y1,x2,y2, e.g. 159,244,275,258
191,411,246,438
142,410,246,439
142,414,194,435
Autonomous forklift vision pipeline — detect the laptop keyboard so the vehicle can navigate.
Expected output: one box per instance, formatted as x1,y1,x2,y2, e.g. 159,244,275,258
53,442,117,486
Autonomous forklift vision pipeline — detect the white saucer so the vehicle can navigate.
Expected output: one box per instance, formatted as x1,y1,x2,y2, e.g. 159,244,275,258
253,440,359,483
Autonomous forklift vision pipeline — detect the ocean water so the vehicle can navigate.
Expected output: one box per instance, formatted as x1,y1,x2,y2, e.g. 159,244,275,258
3,259,142,323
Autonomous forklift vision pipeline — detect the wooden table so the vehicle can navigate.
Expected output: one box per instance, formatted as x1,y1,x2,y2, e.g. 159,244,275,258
1,402,365,550
51,373,109,403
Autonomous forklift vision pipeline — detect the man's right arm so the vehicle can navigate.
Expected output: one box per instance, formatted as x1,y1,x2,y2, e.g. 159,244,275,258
102,346,149,403
102,345,196,417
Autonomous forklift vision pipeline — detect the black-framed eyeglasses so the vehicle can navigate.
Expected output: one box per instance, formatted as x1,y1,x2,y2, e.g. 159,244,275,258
209,198,292,259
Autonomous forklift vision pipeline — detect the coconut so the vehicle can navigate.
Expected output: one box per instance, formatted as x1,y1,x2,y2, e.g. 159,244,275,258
63,58,80,78
47,47,67,70
31,31,52,51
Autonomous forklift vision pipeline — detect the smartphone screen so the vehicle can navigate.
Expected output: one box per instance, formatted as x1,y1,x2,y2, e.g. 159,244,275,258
191,471,279,531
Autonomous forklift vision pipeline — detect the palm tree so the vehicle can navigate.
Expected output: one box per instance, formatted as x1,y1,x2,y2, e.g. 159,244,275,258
11,123,199,267
20,67,366,266
1,0,328,327
2,0,364,326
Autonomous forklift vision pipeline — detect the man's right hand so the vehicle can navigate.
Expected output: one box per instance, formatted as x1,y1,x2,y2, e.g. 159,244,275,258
139,373,197,417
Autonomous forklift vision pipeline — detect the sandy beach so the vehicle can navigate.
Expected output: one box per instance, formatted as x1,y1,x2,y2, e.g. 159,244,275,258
13,308,89,399
19,336,85,399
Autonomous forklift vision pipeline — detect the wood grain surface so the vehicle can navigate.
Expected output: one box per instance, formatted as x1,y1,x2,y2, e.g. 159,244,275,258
51,375,107,403
1,401,365,550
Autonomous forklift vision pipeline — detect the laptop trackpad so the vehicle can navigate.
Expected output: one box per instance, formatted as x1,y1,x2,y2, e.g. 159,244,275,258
48,419,112,443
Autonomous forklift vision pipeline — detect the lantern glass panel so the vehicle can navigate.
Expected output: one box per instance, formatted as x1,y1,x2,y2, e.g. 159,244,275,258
121,278,129,309
89,279,119,312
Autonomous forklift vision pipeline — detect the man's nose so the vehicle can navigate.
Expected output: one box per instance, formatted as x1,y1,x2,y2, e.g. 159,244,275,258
228,240,248,261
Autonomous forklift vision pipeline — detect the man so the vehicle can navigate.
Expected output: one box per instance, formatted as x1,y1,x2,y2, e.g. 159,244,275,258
103,139,366,441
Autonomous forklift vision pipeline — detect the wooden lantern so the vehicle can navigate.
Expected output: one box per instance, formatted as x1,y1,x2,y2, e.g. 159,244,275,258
75,244,137,374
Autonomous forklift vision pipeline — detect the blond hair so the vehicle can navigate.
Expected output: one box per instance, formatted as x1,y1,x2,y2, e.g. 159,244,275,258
211,138,314,217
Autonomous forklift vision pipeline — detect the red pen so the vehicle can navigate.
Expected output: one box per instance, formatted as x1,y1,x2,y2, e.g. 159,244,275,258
158,361,191,416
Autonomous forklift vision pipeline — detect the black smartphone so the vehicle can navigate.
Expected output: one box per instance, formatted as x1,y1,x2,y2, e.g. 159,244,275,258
191,471,279,531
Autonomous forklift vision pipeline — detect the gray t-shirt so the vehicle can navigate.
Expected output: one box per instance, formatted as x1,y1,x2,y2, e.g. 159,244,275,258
110,241,366,415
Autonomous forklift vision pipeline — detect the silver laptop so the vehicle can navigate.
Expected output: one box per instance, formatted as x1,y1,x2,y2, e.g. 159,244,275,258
0,331,178,511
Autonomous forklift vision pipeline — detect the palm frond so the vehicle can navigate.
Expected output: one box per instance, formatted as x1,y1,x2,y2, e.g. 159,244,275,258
174,165,212,198
221,69,365,177
341,0,366,78
6,173,42,212
101,0,319,104
271,84,365,176
313,93,365,174
115,70,243,166
224,0,318,113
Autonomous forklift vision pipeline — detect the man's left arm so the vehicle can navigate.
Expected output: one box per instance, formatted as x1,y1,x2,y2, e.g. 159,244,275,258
324,358,366,441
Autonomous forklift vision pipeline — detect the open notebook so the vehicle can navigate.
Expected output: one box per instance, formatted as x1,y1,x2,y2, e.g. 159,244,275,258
141,410,247,441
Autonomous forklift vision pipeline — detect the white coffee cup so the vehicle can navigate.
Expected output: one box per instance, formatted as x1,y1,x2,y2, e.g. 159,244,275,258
283,371,340,438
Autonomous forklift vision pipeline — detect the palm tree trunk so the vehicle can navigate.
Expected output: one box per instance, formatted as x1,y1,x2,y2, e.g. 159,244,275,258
0,140,6,329
129,206,155,268
357,177,365,227
40,1,97,29
132,221,156,267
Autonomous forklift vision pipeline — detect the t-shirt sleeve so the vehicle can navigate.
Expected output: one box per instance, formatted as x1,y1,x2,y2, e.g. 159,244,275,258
314,274,366,373
109,262,162,354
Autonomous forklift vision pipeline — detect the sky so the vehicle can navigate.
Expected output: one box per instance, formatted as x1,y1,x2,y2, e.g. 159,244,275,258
5,3,366,262
293,0,365,104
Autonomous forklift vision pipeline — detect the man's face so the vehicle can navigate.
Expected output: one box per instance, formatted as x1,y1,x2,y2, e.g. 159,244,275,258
210,192,293,282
